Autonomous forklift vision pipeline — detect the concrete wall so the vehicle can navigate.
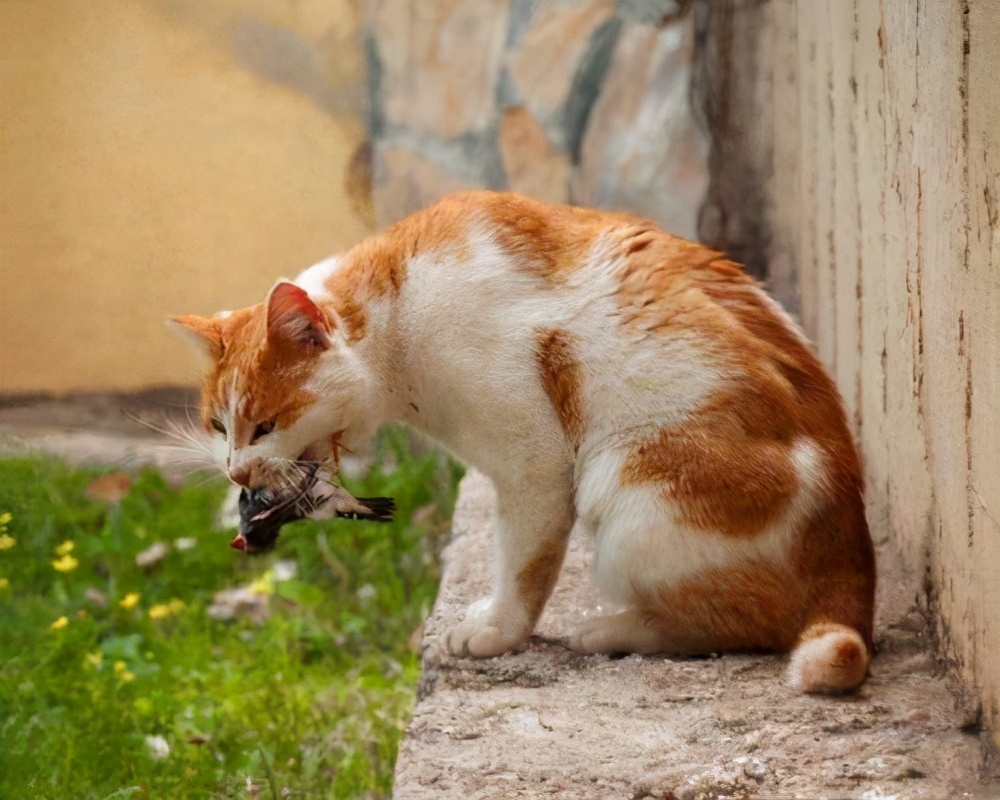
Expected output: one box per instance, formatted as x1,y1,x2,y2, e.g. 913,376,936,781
0,0,371,395
737,0,1000,746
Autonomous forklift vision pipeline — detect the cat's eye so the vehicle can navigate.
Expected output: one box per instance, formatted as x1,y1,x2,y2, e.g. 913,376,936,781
251,419,276,444
211,418,227,440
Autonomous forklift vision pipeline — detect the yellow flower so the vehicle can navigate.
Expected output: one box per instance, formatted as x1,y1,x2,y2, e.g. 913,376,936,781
55,540,75,556
0,512,11,528
49,615,69,631
249,571,274,596
119,592,141,610
0,577,9,591
84,651,103,668
51,554,79,572
113,660,135,682
0,533,16,551
149,599,185,619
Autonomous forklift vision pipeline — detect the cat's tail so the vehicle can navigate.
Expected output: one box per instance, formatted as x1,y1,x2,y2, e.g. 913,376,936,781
786,488,876,694
787,620,870,694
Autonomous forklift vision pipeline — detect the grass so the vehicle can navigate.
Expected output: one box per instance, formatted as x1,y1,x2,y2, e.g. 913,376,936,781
0,429,462,799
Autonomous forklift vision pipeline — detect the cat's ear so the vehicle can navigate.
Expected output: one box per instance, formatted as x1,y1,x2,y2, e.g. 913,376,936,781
167,315,224,362
266,282,334,351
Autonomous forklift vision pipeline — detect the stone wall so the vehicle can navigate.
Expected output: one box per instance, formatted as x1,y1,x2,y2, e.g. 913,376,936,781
362,0,708,240
711,0,1000,747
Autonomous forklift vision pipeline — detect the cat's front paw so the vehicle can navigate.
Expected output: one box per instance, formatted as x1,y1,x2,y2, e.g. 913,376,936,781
444,599,527,657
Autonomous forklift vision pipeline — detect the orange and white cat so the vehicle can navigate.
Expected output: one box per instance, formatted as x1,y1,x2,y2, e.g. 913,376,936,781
171,191,876,693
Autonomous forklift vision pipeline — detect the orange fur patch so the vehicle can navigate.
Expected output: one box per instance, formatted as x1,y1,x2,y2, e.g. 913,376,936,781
604,216,875,647
622,423,799,538
197,306,318,445
515,541,566,622
323,194,491,340
480,194,616,282
535,328,584,450
638,559,808,653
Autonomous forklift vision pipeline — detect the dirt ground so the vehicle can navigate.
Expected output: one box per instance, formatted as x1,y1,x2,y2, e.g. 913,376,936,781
2,394,998,800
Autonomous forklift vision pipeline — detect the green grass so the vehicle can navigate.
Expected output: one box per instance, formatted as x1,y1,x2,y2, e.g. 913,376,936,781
0,429,462,799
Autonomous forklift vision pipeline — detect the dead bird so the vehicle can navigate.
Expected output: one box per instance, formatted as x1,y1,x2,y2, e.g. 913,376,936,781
230,471,394,554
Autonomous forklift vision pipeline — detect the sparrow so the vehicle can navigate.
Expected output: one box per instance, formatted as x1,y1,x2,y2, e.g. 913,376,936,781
230,469,394,553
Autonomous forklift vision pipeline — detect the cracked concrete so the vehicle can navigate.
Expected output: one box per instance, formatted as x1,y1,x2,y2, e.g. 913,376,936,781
2,394,997,799
395,471,1000,800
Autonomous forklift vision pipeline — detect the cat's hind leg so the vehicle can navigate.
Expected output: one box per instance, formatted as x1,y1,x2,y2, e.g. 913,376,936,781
573,608,676,655
571,464,806,657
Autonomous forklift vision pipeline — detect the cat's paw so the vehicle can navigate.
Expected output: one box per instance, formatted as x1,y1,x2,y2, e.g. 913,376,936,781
444,599,527,657
571,617,619,654
571,609,666,655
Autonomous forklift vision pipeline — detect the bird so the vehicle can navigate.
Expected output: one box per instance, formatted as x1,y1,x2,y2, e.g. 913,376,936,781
229,470,394,553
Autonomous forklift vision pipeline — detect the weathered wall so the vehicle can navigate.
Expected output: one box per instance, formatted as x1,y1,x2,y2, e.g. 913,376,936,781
363,0,708,238
738,0,1000,746
0,0,371,395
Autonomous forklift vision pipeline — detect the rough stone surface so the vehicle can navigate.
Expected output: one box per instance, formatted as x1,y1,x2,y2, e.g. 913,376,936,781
690,0,776,285
394,471,1000,799
373,145,482,226
498,105,571,205
369,0,510,139
503,0,616,140
364,1,707,234
573,19,708,241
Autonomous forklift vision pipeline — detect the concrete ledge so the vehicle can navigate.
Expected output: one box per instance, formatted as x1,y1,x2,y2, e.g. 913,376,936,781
394,471,999,799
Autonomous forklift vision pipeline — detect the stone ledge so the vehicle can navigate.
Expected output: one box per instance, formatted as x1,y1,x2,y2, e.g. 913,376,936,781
394,470,1000,799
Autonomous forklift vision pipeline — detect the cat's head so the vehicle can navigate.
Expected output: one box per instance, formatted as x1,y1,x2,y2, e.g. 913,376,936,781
169,281,373,503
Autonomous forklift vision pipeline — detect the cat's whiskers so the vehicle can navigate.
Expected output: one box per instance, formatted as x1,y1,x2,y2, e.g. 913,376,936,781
123,409,217,472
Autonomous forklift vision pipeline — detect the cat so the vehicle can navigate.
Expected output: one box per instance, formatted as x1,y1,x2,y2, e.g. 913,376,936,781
171,191,876,694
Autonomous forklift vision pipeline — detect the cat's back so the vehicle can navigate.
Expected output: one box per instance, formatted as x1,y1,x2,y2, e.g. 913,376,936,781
343,191,854,458
420,194,853,453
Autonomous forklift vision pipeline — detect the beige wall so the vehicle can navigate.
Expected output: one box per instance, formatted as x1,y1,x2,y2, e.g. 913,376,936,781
0,0,371,394
762,0,1000,745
